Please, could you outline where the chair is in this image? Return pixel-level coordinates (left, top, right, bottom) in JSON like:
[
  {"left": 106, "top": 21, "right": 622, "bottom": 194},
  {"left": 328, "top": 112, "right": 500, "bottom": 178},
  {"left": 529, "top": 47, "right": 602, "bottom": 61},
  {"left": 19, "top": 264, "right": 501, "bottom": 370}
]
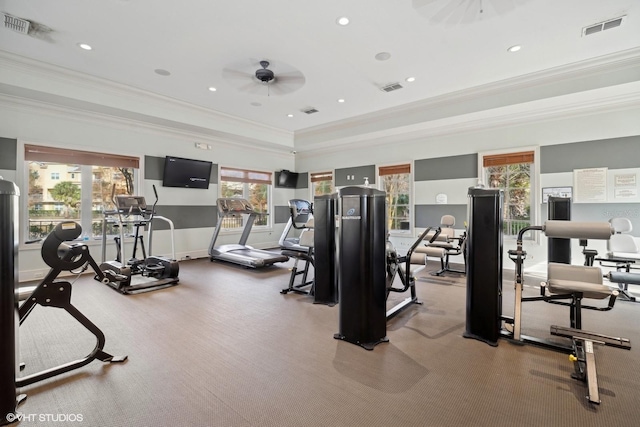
[
  {"left": 415, "top": 215, "right": 466, "bottom": 276},
  {"left": 607, "top": 218, "right": 640, "bottom": 259}
]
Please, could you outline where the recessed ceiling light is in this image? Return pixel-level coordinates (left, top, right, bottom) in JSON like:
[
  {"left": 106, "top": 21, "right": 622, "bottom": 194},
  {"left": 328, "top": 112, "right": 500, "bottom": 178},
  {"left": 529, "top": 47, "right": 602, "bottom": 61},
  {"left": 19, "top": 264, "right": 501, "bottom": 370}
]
[
  {"left": 250, "top": 102, "right": 262, "bottom": 107},
  {"left": 337, "top": 98, "right": 345, "bottom": 103},
  {"left": 507, "top": 45, "right": 521, "bottom": 52},
  {"left": 405, "top": 77, "right": 416, "bottom": 82},
  {"left": 208, "top": 87, "right": 217, "bottom": 92},
  {"left": 336, "top": 16, "right": 350, "bottom": 26},
  {"left": 287, "top": 114, "right": 294, "bottom": 117},
  {"left": 154, "top": 69, "right": 171, "bottom": 76},
  {"left": 77, "top": 43, "right": 92, "bottom": 50},
  {"left": 375, "top": 52, "right": 391, "bottom": 61}
]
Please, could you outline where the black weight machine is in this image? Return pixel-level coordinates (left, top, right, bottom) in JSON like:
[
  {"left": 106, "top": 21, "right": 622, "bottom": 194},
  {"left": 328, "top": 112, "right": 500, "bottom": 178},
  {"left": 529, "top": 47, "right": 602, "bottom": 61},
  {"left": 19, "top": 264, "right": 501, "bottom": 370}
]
[
  {"left": 385, "top": 227, "right": 441, "bottom": 320},
  {"left": 1, "top": 177, "right": 127, "bottom": 426},
  {"left": 19, "top": 221, "right": 128, "bottom": 387},
  {"left": 99, "top": 185, "right": 179, "bottom": 294},
  {"left": 464, "top": 187, "right": 630, "bottom": 405}
]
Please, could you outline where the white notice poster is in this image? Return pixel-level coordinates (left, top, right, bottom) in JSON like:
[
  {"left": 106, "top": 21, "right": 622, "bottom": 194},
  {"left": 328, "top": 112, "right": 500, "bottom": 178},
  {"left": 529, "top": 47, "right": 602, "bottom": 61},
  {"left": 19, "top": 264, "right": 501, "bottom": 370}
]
[{"left": 574, "top": 168, "right": 607, "bottom": 203}]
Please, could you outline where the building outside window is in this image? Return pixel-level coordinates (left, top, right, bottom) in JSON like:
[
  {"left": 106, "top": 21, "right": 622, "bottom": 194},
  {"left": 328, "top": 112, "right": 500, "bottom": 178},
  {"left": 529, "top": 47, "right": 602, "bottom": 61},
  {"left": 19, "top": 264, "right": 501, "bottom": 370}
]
[
  {"left": 219, "top": 166, "right": 272, "bottom": 229},
  {"left": 24, "top": 144, "right": 139, "bottom": 241},
  {"left": 483, "top": 150, "right": 535, "bottom": 237},
  {"left": 379, "top": 163, "right": 411, "bottom": 233}
]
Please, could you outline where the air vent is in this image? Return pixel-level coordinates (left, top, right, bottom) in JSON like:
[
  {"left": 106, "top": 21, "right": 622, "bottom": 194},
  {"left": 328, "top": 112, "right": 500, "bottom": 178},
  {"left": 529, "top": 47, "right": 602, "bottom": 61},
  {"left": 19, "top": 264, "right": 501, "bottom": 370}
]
[
  {"left": 583, "top": 16, "right": 625, "bottom": 36},
  {"left": 302, "top": 108, "right": 318, "bottom": 115},
  {"left": 381, "top": 83, "right": 403, "bottom": 93},
  {"left": 3, "top": 13, "right": 30, "bottom": 34}
]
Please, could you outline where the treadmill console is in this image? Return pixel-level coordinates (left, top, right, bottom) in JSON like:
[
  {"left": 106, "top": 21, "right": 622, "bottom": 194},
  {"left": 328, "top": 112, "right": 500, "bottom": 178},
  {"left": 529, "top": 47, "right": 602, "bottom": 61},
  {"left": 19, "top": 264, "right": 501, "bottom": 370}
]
[{"left": 218, "top": 198, "right": 254, "bottom": 215}]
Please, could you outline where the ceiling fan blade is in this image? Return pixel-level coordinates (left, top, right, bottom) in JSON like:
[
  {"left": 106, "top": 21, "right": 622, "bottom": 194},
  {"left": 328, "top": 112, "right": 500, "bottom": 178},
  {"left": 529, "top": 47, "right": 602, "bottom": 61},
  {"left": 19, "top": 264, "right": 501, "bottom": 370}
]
[
  {"left": 222, "top": 68, "right": 254, "bottom": 80},
  {"left": 236, "top": 81, "right": 266, "bottom": 95},
  {"left": 274, "top": 73, "right": 305, "bottom": 84}
]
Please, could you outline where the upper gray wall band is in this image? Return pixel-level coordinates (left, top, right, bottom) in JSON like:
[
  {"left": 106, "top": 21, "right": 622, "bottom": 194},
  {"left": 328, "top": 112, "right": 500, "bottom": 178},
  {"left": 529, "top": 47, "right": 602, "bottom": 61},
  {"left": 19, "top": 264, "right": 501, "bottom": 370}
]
[
  {"left": 0, "top": 137, "right": 17, "bottom": 170},
  {"left": 540, "top": 136, "right": 640, "bottom": 173},
  {"left": 414, "top": 154, "right": 477, "bottom": 181}
]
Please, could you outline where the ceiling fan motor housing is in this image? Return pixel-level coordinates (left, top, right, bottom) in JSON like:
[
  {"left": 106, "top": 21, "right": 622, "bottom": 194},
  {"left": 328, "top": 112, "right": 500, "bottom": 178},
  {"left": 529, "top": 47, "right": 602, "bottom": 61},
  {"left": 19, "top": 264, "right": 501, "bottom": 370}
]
[
  {"left": 256, "top": 61, "right": 275, "bottom": 82},
  {"left": 255, "top": 68, "right": 274, "bottom": 82}
]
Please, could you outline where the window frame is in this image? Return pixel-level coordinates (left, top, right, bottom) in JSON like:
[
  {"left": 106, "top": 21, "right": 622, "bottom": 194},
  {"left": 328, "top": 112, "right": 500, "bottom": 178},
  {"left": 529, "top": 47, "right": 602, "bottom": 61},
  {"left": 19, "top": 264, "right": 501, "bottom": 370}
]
[
  {"left": 218, "top": 165, "right": 273, "bottom": 232},
  {"left": 377, "top": 161, "right": 413, "bottom": 236},
  {"left": 478, "top": 146, "right": 540, "bottom": 241},
  {"left": 309, "top": 170, "right": 334, "bottom": 198},
  {"left": 19, "top": 141, "right": 141, "bottom": 248}
]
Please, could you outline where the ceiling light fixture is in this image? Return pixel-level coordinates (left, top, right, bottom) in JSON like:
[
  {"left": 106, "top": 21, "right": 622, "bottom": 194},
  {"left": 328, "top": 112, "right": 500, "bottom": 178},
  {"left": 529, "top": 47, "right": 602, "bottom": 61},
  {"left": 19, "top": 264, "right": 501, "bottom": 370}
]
[
  {"left": 337, "top": 98, "right": 345, "bottom": 103},
  {"left": 77, "top": 43, "right": 92, "bottom": 50},
  {"left": 507, "top": 45, "right": 521, "bottom": 52},
  {"left": 154, "top": 69, "right": 171, "bottom": 76},
  {"left": 287, "top": 114, "right": 294, "bottom": 117},
  {"left": 336, "top": 16, "right": 350, "bottom": 26},
  {"left": 375, "top": 52, "right": 391, "bottom": 61},
  {"left": 208, "top": 87, "right": 217, "bottom": 92},
  {"left": 405, "top": 77, "right": 416, "bottom": 82}
]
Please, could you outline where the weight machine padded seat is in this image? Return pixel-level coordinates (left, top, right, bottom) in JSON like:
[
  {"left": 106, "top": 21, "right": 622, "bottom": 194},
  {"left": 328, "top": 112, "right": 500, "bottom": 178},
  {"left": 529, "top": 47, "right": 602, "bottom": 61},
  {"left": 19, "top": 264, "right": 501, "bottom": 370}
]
[
  {"left": 546, "top": 263, "right": 613, "bottom": 300},
  {"left": 399, "top": 253, "right": 427, "bottom": 278}
]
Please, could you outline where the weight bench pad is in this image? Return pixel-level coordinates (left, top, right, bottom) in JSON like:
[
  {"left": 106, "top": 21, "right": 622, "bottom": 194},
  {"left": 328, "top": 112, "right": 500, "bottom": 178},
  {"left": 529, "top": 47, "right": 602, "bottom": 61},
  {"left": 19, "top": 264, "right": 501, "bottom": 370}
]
[{"left": 546, "top": 263, "right": 611, "bottom": 299}]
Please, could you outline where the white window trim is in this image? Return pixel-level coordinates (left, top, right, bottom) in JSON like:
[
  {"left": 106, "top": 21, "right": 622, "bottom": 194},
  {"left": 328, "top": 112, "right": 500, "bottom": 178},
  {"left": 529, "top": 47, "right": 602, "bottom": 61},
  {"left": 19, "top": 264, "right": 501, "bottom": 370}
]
[
  {"left": 308, "top": 170, "right": 335, "bottom": 200},
  {"left": 18, "top": 139, "right": 142, "bottom": 249}
]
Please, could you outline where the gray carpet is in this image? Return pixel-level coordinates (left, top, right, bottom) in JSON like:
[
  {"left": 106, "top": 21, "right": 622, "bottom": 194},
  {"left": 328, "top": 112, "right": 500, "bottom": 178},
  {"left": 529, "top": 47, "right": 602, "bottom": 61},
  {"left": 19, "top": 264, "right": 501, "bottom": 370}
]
[{"left": 13, "top": 257, "right": 640, "bottom": 426}]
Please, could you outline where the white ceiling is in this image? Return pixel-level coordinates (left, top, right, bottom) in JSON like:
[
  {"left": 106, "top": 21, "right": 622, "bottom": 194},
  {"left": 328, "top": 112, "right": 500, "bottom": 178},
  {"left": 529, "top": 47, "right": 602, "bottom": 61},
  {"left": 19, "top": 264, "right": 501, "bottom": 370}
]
[{"left": 1, "top": 0, "right": 639, "bottom": 139}]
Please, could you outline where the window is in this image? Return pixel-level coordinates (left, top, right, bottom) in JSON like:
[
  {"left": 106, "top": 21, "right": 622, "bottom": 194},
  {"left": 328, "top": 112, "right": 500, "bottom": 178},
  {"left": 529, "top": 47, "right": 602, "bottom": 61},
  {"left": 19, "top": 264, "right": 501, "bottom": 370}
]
[
  {"left": 24, "top": 144, "right": 139, "bottom": 241},
  {"left": 310, "top": 171, "right": 334, "bottom": 197},
  {"left": 483, "top": 150, "right": 535, "bottom": 237},
  {"left": 219, "top": 167, "right": 272, "bottom": 229},
  {"left": 379, "top": 163, "right": 411, "bottom": 233}
]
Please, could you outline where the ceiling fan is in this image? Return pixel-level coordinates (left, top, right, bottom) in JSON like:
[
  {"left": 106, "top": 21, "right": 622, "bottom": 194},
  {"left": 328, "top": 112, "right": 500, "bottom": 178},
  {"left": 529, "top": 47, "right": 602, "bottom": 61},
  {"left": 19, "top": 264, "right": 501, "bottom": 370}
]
[{"left": 222, "top": 59, "right": 306, "bottom": 96}]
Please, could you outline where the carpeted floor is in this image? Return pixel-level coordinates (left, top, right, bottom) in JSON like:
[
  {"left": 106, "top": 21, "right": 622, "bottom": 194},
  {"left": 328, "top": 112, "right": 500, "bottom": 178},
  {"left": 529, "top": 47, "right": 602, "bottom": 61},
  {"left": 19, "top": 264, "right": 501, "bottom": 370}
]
[{"left": 12, "top": 256, "right": 640, "bottom": 427}]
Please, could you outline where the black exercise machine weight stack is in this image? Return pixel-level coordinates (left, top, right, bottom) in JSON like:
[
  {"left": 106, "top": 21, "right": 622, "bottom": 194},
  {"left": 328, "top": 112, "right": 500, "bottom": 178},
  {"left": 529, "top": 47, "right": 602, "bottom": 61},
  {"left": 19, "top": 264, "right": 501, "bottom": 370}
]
[
  {"left": 1, "top": 178, "right": 24, "bottom": 425},
  {"left": 333, "top": 186, "right": 388, "bottom": 350},
  {"left": 463, "top": 187, "right": 503, "bottom": 346},
  {"left": 312, "top": 194, "right": 338, "bottom": 305}
]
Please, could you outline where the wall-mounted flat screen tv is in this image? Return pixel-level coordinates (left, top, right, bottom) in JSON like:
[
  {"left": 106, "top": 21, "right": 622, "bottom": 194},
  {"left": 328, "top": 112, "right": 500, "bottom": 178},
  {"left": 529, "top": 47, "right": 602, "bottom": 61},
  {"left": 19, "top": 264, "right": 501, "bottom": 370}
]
[
  {"left": 277, "top": 170, "right": 298, "bottom": 188},
  {"left": 162, "top": 156, "right": 213, "bottom": 189}
]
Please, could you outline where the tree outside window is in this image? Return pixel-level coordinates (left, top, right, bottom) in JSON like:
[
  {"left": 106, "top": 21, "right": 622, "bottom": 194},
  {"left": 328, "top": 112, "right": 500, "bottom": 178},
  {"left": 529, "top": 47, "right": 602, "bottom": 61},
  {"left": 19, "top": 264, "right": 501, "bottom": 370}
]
[
  {"left": 25, "top": 145, "right": 139, "bottom": 241},
  {"left": 379, "top": 164, "right": 411, "bottom": 233},
  {"left": 483, "top": 151, "right": 534, "bottom": 237},
  {"left": 310, "top": 171, "right": 334, "bottom": 197}
]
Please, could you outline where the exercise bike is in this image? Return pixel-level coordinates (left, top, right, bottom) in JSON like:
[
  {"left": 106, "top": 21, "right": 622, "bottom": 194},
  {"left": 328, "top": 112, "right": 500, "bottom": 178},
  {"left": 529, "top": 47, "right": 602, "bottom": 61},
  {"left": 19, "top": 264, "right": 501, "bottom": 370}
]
[{"left": 99, "top": 185, "right": 179, "bottom": 294}]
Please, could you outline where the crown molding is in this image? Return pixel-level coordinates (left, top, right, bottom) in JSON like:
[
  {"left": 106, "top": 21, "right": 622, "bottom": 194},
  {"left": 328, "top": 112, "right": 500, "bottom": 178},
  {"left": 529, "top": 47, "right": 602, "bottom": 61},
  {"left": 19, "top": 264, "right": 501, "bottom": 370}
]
[
  {"left": 295, "top": 47, "right": 640, "bottom": 147},
  {"left": 294, "top": 81, "right": 640, "bottom": 158},
  {"left": 0, "top": 50, "right": 294, "bottom": 148},
  {"left": 0, "top": 92, "right": 295, "bottom": 157}
]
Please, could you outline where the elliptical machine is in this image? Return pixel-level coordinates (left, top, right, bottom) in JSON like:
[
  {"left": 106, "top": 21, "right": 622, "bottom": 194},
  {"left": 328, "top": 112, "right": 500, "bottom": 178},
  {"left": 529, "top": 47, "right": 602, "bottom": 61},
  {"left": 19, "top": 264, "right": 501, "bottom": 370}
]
[{"left": 99, "top": 185, "right": 179, "bottom": 294}]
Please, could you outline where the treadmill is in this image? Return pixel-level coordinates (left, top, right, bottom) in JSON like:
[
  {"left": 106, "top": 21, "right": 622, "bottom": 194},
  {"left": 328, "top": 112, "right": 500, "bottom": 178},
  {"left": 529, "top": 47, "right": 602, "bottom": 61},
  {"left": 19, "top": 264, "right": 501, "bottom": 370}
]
[
  {"left": 208, "top": 198, "right": 289, "bottom": 268},
  {"left": 278, "top": 199, "right": 313, "bottom": 253}
]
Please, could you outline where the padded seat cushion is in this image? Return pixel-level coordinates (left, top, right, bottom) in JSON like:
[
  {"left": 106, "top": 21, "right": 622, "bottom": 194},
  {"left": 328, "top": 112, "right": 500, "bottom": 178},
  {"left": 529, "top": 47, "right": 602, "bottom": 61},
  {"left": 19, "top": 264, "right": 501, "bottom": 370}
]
[
  {"left": 399, "top": 253, "right": 427, "bottom": 277},
  {"left": 546, "top": 262, "right": 610, "bottom": 299},
  {"left": 547, "top": 279, "right": 612, "bottom": 299},
  {"left": 415, "top": 246, "right": 446, "bottom": 258}
]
